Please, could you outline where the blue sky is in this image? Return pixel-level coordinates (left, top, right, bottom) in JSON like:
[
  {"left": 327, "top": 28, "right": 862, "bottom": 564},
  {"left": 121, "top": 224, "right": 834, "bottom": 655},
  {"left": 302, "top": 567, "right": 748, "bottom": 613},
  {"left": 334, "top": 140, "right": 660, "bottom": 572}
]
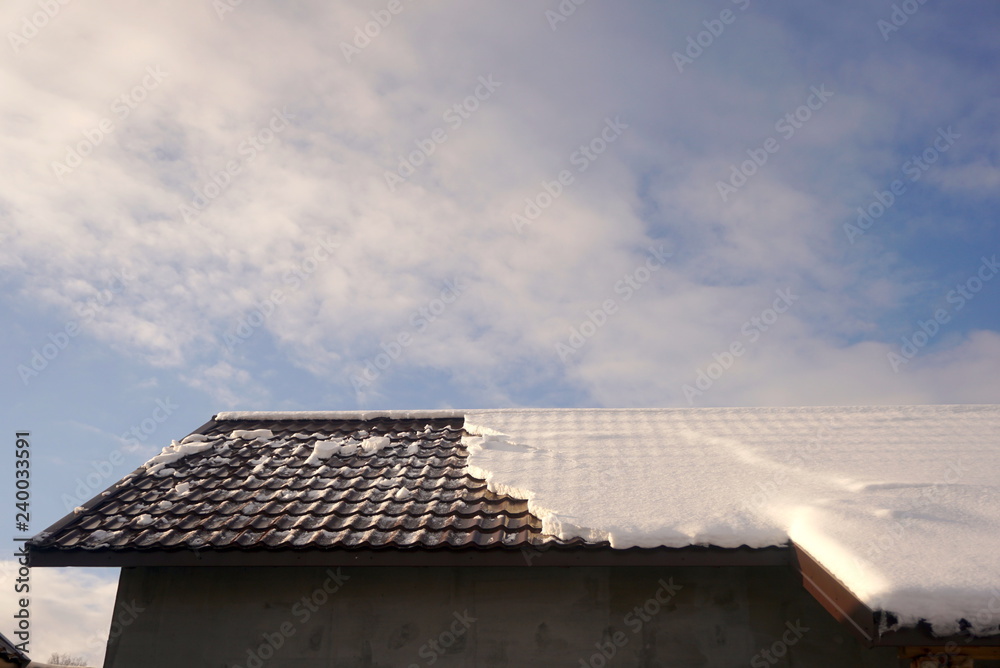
[{"left": 2, "top": 0, "right": 999, "bottom": 662}]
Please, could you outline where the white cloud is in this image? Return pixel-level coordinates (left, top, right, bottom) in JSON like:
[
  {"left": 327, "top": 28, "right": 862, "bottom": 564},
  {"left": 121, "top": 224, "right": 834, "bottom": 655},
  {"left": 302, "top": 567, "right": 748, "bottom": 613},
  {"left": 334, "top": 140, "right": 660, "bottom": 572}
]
[
  {"left": 0, "top": 561, "right": 118, "bottom": 666},
  {"left": 0, "top": 0, "right": 997, "bottom": 408}
]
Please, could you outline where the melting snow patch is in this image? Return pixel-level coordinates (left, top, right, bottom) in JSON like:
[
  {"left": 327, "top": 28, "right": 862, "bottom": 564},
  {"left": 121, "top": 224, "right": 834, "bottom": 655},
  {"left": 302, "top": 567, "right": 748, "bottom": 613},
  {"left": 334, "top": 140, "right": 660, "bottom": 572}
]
[
  {"left": 360, "top": 436, "right": 390, "bottom": 455},
  {"left": 249, "top": 456, "right": 270, "bottom": 475},
  {"left": 175, "top": 482, "right": 192, "bottom": 495},
  {"left": 305, "top": 439, "right": 345, "bottom": 466},
  {"left": 145, "top": 439, "right": 215, "bottom": 476},
  {"left": 135, "top": 514, "right": 154, "bottom": 527},
  {"left": 229, "top": 429, "right": 274, "bottom": 442},
  {"left": 88, "top": 530, "right": 111, "bottom": 545}
]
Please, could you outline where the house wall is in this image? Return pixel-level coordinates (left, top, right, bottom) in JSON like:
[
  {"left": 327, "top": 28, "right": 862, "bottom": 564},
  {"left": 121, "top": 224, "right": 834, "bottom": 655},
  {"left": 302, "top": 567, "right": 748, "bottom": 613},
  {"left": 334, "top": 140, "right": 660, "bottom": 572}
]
[{"left": 104, "top": 564, "right": 902, "bottom": 668}]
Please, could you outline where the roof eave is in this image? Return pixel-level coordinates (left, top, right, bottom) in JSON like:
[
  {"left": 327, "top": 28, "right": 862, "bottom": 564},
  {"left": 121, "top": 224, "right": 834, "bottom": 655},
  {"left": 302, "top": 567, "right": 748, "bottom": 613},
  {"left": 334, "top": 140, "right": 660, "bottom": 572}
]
[{"left": 28, "top": 544, "right": 789, "bottom": 568}]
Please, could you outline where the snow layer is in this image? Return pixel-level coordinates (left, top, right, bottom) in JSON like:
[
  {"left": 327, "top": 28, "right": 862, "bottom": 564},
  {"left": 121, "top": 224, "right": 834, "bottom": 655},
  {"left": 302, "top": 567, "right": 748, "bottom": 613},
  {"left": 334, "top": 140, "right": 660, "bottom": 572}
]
[
  {"left": 463, "top": 405, "right": 1000, "bottom": 636},
  {"left": 304, "top": 435, "right": 393, "bottom": 465},
  {"left": 360, "top": 435, "right": 390, "bottom": 454},
  {"left": 143, "top": 439, "right": 216, "bottom": 476},
  {"left": 216, "top": 410, "right": 459, "bottom": 421},
  {"left": 228, "top": 429, "right": 274, "bottom": 442},
  {"left": 305, "top": 439, "right": 344, "bottom": 466}
]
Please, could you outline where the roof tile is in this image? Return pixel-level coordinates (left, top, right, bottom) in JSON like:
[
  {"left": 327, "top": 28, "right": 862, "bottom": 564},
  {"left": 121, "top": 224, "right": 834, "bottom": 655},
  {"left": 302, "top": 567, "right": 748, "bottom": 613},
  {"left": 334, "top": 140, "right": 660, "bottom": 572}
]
[{"left": 33, "top": 416, "right": 572, "bottom": 553}]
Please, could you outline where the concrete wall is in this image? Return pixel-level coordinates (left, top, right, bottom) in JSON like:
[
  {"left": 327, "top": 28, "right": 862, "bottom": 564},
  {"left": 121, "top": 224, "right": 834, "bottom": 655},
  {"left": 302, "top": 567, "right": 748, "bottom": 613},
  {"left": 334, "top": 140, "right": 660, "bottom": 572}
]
[{"left": 104, "top": 564, "right": 902, "bottom": 667}]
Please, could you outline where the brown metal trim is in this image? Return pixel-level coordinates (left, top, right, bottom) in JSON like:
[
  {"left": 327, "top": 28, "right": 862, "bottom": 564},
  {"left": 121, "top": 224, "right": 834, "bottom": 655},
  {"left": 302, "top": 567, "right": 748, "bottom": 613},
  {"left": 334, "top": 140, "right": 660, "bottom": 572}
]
[
  {"left": 28, "top": 544, "right": 790, "bottom": 568},
  {"left": 789, "top": 541, "right": 877, "bottom": 645},
  {"left": 790, "top": 542, "right": 1000, "bottom": 649}
]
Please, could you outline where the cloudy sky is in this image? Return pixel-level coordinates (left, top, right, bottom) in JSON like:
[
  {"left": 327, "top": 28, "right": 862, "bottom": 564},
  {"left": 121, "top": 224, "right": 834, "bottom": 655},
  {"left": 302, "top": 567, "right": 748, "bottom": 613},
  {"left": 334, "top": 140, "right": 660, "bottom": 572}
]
[{"left": 1, "top": 0, "right": 999, "bottom": 663}]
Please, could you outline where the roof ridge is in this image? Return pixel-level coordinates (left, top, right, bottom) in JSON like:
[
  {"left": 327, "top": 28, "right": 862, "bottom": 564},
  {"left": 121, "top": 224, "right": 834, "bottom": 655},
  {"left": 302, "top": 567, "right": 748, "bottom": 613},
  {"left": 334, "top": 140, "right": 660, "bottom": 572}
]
[{"left": 214, "top": 410, "right": 463, "bottom": 420}]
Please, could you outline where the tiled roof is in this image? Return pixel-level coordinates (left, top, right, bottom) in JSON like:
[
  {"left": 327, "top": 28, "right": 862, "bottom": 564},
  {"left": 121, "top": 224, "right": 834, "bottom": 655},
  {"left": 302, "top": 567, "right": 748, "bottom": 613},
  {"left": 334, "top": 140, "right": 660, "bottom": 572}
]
[{"left": 31, "top": 415, "right": 578, "bottom": 554}]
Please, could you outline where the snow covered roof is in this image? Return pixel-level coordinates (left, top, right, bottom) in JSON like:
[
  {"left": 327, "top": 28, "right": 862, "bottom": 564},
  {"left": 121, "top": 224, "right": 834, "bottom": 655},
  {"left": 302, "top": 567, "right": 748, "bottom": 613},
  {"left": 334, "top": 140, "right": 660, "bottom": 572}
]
[
  {"left": 464, "top": 405, "right": 1000, "bottom": 637},
  {"left": 29, "top": 405, "right": 1000, "bottom": 641}
]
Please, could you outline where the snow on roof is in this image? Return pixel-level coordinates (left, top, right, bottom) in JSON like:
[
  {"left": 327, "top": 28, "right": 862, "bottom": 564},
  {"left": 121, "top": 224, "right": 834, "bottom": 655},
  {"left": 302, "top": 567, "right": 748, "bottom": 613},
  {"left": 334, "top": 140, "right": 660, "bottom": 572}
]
[
  {"left": 463, "top": 405, "right": 1000, "bottom": 636},
  {"left": 143, "top": 436, "right": 218, "bottom": 476},
  {"left": 215, "top": 410, "right": 460, "bottom": 421}
]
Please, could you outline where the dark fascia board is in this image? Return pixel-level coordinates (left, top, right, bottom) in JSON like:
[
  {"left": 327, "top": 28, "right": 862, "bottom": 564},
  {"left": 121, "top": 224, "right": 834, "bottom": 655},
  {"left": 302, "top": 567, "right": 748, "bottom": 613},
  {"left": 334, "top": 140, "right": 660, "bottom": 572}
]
[
  {"left": 28, "top": 544, "right": 789, "bottom": 568},
  {"left": 789, "top": 542, "right": 1000, "bottom": 649},
  {"left": 788, "top": 541, "right": 878, "bottom": 644}
]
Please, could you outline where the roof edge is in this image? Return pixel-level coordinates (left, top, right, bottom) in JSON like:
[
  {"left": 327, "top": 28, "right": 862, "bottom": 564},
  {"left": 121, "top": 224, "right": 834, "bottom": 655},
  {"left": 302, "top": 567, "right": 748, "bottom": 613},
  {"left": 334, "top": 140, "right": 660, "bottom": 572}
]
[
  {"left": 789, "top": 542, "right": 1000, "bottom": 648},
  {"left": 28, "top": 544, "right": 789, "bottom": 568},
  {"left": 28, "top": 418, "right": 220, "bottom": 549}
]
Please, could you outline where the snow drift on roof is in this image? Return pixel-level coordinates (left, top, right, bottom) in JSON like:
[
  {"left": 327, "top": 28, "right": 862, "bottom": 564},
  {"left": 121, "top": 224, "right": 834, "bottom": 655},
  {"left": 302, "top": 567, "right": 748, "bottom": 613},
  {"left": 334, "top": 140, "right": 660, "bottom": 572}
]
[
  {"left": 463, "top": 405, "right": 1000, "bottom": 636},
  {"left": 144, "top": 438, "right": 217, "bottom": 476},
  {"left": 215, "top": 410, "right": 460, "bottom": 421}
]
